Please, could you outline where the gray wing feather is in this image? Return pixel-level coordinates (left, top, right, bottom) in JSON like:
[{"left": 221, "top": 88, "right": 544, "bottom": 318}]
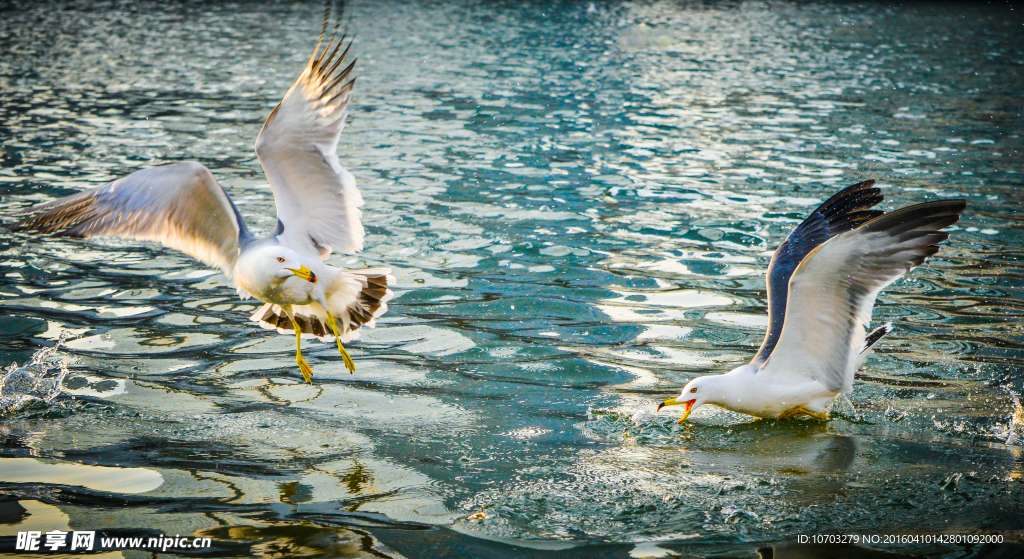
[
  {"left": 753, "top": 180, "right": 884, "bottom": 363},
  {"left": 255, "top": 9, "right": 363, "bottom": 260},
  {"left": 11, "top": 161, "right": 246, "bottom": 277},
  {"left": 763, "top": 200, "right": 966, "bottom": 393}
]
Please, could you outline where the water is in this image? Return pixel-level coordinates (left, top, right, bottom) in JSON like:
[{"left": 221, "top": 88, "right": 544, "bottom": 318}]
[
  {"left": 0, "top": 331, "right": 73, "bottom": 415},
  {"left": 1, "top": 0, "right": 1022, "bottom": 557}
]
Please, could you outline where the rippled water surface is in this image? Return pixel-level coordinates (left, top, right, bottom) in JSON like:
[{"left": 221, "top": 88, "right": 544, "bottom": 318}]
[{"left": 1, "top": 1, "right": 1023, "bottom": 557}]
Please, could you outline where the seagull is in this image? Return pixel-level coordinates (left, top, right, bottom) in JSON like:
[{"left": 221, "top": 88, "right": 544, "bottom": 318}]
[
  {"left": 657, "top": 181, "right": 966, "bottom": 421},
  {"left": 9, "top": 5, "right": 393, "bottom": 385}
]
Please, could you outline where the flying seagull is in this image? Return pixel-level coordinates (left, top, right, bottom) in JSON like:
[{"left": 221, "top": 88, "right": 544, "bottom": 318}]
[
  {"left": 10, "top": 5, "right": 392, "bottom": 385},
  {"left": 657, "top": 181, "right": 966, "bottom": 421}
]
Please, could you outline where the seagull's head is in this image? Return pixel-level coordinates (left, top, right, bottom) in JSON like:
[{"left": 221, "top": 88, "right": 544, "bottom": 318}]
[
  {"left": 657, "top": 376, "right": 719, "bottom": 423},
  {"left": 240, "top": 246, "right": 317, "bottom": 287}
]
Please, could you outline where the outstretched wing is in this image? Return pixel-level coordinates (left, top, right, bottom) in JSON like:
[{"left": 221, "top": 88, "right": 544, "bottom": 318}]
[
  {"left": 255, "top": 9, "right": 363, "bottom": 260},
  {"left": 752, "top": 180, "right": 884, "bottom": 363},
  {"left": 761, "top": 200, "right": 966, "bottom": 393},
  {"left": 10, "top": 161, "right": 248, "bottom": 277}
]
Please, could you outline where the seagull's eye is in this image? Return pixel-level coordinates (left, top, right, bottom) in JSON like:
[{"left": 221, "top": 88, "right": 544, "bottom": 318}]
[
  {"left": 690, "top": 388, "right": 698, "bottom": 393},
  {"left": 277, "top": 257, "right": 285, "bottom": 263}
]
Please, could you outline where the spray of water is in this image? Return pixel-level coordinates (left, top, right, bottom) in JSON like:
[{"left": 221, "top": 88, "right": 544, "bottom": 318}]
[
  {"left": 1002, "top": 388, "right": 1024, "bottom": 447},
  {"left": 0, "top": 330, "right": 77, "bottom": 416}
]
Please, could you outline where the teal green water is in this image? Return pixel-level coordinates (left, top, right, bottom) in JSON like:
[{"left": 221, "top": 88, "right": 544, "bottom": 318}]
[{"left": 0, "top": 1, "right": 1022, "bottom": 557}]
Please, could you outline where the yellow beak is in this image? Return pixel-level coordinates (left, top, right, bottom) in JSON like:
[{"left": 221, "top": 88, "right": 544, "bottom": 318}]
[
  {"left": 657, "top": 397, "right": 696, "bottom": 424},
  {"left": 287, "top": 266, "right": 317, "bottom": 283}
]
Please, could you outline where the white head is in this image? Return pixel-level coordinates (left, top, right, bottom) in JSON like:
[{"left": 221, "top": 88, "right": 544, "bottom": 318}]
[
  {"left": 657, "top": 374, "right": 727, "bottom": 423},
  {"left": 236, "top": 245, "right": 317, "bottom": 289}
]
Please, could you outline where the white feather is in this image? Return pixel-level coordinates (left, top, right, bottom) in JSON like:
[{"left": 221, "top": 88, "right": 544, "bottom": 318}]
[{"left": 254, "top": 40, "right": 364, "bottom": 260}]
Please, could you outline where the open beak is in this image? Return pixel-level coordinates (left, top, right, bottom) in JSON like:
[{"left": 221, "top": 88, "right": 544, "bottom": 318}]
[
  {"left": 657, "top": 397, "right": 697, "bottom": 424},
  {"left": 287, "top": 266, "right": 317, "bottom": 283}
]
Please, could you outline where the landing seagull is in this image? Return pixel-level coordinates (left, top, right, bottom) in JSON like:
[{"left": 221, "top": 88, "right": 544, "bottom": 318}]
[
  {"left": 10, "top": 5, "right": 392, "bottom": 384},
  {"left": 657, "top": 181, "right": 966, "bottom": 421}
]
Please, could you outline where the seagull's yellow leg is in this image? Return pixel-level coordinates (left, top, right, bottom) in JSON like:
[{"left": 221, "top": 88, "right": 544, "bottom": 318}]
[
  {"left": 291, "top": 318, "right": 314, "bottom": 384},
  {"left": 325, "top": 311, "right": 355, "bottom": 374},
  {"left": 805, "top": 408, "right": 830, "bottom": 421},
  {"left": 779, "top": 406, "right": 829, "bottom": 420}
]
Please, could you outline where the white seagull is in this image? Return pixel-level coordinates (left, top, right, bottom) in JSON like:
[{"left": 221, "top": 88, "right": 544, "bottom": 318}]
[
  {"left": 10, "top": 6, "right": 393, "bottom": 385},
  {"left": 657, "top": 181, "right": 966, "bottom": 421}
]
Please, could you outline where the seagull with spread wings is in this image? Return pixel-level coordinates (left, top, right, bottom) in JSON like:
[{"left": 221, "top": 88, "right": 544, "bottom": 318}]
[
  {"left": 10, "top": 5, "right": 392, "bottom": 384},
  {"left": 658, "top": 181, "right": 966, "bottom": 421}
]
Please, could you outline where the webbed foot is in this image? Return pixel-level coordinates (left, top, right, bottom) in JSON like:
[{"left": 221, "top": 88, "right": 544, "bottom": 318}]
[
  {"left": 297, "top": 353, "right": 314, "bottom": 384},
  {"left": 779, "top": 406, "right": 829, "bottom": 420},
  {"left": 326, "top": 311, "right": 356, "bottom": 374},
  {"left": 292, "top": 318, "right": 314, "bottom": 385}
]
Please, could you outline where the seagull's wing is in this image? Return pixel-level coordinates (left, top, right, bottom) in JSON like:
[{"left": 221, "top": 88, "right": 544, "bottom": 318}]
[
  {"left": 11, "top": 161, "right": 248, "bottom": 277},
  {"left": 761, "top": 200, "right": 966, "bottom": 393},
  {"left": 752, "top": 180, "right": 884, "bottom": 363},
  {"left": 255, "top": 21, "right": 363, "bottom": 260}
]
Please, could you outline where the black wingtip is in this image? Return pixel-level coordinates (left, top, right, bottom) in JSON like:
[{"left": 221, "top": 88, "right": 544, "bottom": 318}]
[
  {"left": 820, "top": 179, "right": 879, "bottom": 208},
  {"left": 818, "top": 181, "right": 885, "bottom": 223},
  {"left": 862, "top": 199, "right": 967, "bottom": 235}
]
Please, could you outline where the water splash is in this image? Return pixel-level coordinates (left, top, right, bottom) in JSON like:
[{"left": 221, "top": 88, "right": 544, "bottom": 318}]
[
  {"left": 998, "top": 388, "right": 1024, "bottom": 446},
  {"left": 0, "top": 331, "right": 76, "bottom": 416}
]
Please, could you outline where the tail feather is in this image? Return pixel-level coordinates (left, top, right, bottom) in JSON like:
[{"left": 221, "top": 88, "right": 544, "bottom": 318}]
[
  {"left": 855, "top": 322, "right": 893, "bottom": 368},
  {"left": 249, "top": 268, "right": 396, "bottom": 342},
  {"left": 351, "top": 268, "right": 392, "bottom": 325},
  {"left": 861, "top": 322, "right": 893, "bottom": 353}
]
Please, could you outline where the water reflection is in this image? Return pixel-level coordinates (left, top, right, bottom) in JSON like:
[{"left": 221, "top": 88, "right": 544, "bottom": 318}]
[{"left": 0, "top": 458, "right": 162, "bottom": 494}]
